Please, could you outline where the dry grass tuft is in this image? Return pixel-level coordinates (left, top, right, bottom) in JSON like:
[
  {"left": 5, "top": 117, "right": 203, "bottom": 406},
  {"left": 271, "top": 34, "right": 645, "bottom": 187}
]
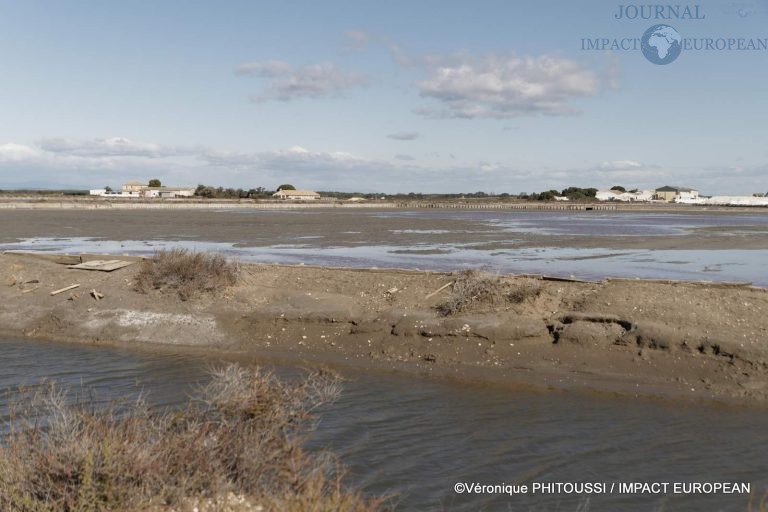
[
  {"left": 135, "top": 249, "right": 239, "bottom": 300},
  {"left": 436, "top": 270, "right": 505, "bottom": 316},
  {"left": 0, "top": 365, "right": 386, "bottom": 512},
  {"left": 436, "top": 270, "right": 542, "bottom": 316},
  {"left": 506, "top": 278, "right": 542, "bottom": 304}
]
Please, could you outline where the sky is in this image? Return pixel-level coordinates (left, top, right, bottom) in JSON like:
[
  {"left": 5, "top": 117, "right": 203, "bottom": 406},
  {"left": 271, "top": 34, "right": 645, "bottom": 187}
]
[{"left": 1, "top": 0, "right": 767, "bottom": 194}]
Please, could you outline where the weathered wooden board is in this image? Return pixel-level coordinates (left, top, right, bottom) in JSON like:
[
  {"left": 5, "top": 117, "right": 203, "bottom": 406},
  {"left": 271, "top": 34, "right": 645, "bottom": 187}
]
[
  {"left": 3, "top": 251, "right": 82, "bottom": 265},
  {"left": 68, "top": 259, "right": 134, "bottom": 272}
]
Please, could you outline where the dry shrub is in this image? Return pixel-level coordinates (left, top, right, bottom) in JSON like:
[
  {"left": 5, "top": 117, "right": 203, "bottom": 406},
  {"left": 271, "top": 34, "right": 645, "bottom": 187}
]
[
  {"left": 436, "top": 270, "right": 505, "bottom": 316},
  {"left": 436, "top": 270, "right": 542, "bottom": 316},
  {"left": 135, "top": 249, "right": 239, "bottom": 300},
  {"left": 0, "top": 365, "right": 386, "bottom": 512},
  {"left": 506, "top": 278, "right": 542, "bottom": 304}
]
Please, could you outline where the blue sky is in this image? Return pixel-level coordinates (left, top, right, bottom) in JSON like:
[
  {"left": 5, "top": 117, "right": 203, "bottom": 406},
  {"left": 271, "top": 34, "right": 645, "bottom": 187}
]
[{"left": 1, "top": 0, "right": 767, "bottom": 193}]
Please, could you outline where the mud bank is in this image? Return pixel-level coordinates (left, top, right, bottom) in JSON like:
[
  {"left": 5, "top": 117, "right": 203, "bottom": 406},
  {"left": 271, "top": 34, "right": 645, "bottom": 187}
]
[
  {"left": 3, "top": 209, "right": 768, "bottom": 253},
  {"left": 2, "top": 252, "right": 768, "bottom": 404}
]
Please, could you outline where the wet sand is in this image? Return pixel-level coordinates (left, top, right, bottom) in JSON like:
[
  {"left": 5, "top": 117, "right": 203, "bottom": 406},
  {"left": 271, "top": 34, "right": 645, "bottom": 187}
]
[{"left": 2, "top": 208, "right": 768, "bottom": 250}]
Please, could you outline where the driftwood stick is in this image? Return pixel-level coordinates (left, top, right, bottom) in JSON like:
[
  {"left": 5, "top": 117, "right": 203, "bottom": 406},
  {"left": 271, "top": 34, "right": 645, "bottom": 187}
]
[
  {"left": 425, "top": 281, "right": 453, "bottom": 299},
  {"left": 51, "top": 284, "right": 80, "bottom": 296}
]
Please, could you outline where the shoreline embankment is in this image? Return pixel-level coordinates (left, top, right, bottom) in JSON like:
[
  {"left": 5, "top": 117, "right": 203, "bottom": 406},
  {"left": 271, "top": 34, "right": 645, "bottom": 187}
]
[{"left": 2, "top": 251, "right": 767, "bottom": 406}]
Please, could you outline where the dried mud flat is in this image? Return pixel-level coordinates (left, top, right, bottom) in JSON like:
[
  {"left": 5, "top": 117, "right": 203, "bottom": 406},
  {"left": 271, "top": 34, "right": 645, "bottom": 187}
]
[{"left": 2, "top": 252, "right": 768, "bottom": 405}]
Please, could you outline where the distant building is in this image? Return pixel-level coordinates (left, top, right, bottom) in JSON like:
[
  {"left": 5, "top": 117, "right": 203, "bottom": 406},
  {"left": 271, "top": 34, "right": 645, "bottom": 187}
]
[
  {"left": 141, "top": 187, "right": 195, "bottom": 198},
  {"left": 595, "top": 190, "right": 619, "bottom": 201},
  {"left": 90, "top": 181, "right": 194, "bottom": 198},
  {"left": 624, "top": 190, "right": 655, "bottom": 202},
  {"left": 678, "top": 195, "right": 768, "bottom": 206},
  {"left": 272, "top": 189, "right": 321, "bottom": 200},
  {"left": 596, "top": 189, "right": 654, "bottom": 202},
  {"left": 122, "top": 181, "right": 147, "bottom": 194},
  {"left": 89, "top": 188, "right": 132, "bottom": 197},
  {"left": 553, "top": 195, "right": 569, "bottom": 201},
  {"left": 654, "top": 186, "right": 699, "bottom": 202}
]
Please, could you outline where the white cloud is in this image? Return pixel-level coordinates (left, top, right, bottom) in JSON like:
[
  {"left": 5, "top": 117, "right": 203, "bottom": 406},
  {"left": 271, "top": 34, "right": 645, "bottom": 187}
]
[
  {"left": 37, "top": 137, "right": 190, "bottom": 158},
  {"left": 235, "top": 61, "right": 367, "bottom": 102},
  {"left": 200, "top": 145, "right": 560, "bottom": 192},
  {"left": 597, "top": 160, "right": 644, "bottom": 171},
  {"left": 2, "top": 137, "right": 764, "bottom": 195},
  {"left": 342, "top": 29, "right": 372, "bottom": 51},
  {"left": 234, "top": 60, "right": 293, "bottom": 77},
  {"left": 387, "top": 131, "right": 419, "bottom": 141},
  {"left": 0, "top": 143, "right": 41, "bottom": 162},
  {"left": 0, "top": 138, "right": 196, "bottom": 189},
  {"left": 414, "top": 54, "right": 601, "bottom": 119}
]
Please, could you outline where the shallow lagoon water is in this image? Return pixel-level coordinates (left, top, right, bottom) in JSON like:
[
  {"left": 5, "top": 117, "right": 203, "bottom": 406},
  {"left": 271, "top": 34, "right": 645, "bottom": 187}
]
[
  {"left": 2, "top": 208, "right": 768, "bottom": 284},
  {"left": 371, "top": 210, "right": 768, "bottom": 237},
  {"left": 2, "top": 339, "right": 767, "bottom": 512},
  {"left": 2, "top": 236, "right": 766, "bottom": 285}
]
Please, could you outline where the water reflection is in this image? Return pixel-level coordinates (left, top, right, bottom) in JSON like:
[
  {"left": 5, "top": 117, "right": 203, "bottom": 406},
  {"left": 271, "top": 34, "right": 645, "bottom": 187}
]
[{"left": 2, "top": 339, "right": 767, "bottom": 511}]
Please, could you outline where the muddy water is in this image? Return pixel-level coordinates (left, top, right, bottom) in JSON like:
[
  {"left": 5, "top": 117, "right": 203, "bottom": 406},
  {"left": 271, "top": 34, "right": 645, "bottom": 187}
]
[
  {"left": 2, "top": 339, "right": 766, "bottom": 511},
  {"left": 2, "top": 209, "right": 768, "bottom": 284}
]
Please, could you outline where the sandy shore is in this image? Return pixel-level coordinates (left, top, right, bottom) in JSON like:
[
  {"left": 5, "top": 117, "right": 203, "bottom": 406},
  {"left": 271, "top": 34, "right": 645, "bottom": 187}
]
[{"left": 2, "top": 252, "right": 767, "bottom": 405}]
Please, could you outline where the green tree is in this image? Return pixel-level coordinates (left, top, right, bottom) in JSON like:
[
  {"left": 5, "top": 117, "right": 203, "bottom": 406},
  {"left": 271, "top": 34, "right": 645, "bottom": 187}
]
[
  {"left": 194, "top": 184, "right": 215, "bottom": 198},
  {"left": 561, "top": 187, "right": 598, "bottom": 200},
  {"left": 537, "top": 189, "right": 560, "bottom": 201},
  {"left": 277, "top": 184, "right": 295, "bottom": 191},
  {"left": 148, "top": 179, "right": 161, "bottom": 187},
  {"left": 610, "top": 185, "right": 626, "bottom": 192}
]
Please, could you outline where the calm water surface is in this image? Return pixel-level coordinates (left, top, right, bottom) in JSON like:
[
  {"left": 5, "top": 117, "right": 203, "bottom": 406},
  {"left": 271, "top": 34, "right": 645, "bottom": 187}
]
[
  {"left": 2, "top": 339, "right": 766, "bottom": 511},
  {"left": 2, "top": 209, "right": 768, "bottom": 285}
]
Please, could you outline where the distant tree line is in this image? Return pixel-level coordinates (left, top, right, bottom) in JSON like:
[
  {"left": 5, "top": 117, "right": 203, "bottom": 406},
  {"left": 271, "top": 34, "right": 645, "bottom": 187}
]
[
  {"left": 0, "top": 185, "right": 626, "bottom": 202},
  {"left": 193, "top": 185, "right": 274, "bottom": 199},
  {"left": 188, "top": 185, "right": 610, "bottom": 201},
  {"left": 518, "top": 187, "right": 598, "bottom": 201}
]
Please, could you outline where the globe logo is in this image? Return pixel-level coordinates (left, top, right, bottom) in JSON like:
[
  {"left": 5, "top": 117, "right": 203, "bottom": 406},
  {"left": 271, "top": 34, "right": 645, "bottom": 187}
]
[{"left": 641, "top": 24, "right": 682, "bottom": 65}]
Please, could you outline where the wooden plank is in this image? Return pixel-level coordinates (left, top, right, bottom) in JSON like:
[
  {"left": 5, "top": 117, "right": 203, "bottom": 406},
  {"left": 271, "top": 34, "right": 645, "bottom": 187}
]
[
  {"left": 80, "top": 253, "right": 145, "bottom": 263},
  {"left": 3, "top": 251, "right": 82, "bottom": 265},
  {"left": 51, "top": 284, "right": 80, "bottom": 295},
  {"left": 68, "top": 260, "right": 134, "bottom": 272}
]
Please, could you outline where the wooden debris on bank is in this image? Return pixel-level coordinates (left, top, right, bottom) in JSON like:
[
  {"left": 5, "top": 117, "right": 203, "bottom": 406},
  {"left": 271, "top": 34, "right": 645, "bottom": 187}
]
[
  {"left": 51, "top": 284, "right": 80, "bottom": 296},
  {"left": 2, "top": 251, "right": 82, "bottom": 265},
  {"left": 68, "top": 260, "right": 134, "bottom": 272},
  {"left": 540, "top": 275, "right": 600, "bottom": 284},
  {"left": 425, "top": 281, "right": 454, "bottom": 299},
  {"left": 90, "top": 289, "right": 104, "bottom": 300}
]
